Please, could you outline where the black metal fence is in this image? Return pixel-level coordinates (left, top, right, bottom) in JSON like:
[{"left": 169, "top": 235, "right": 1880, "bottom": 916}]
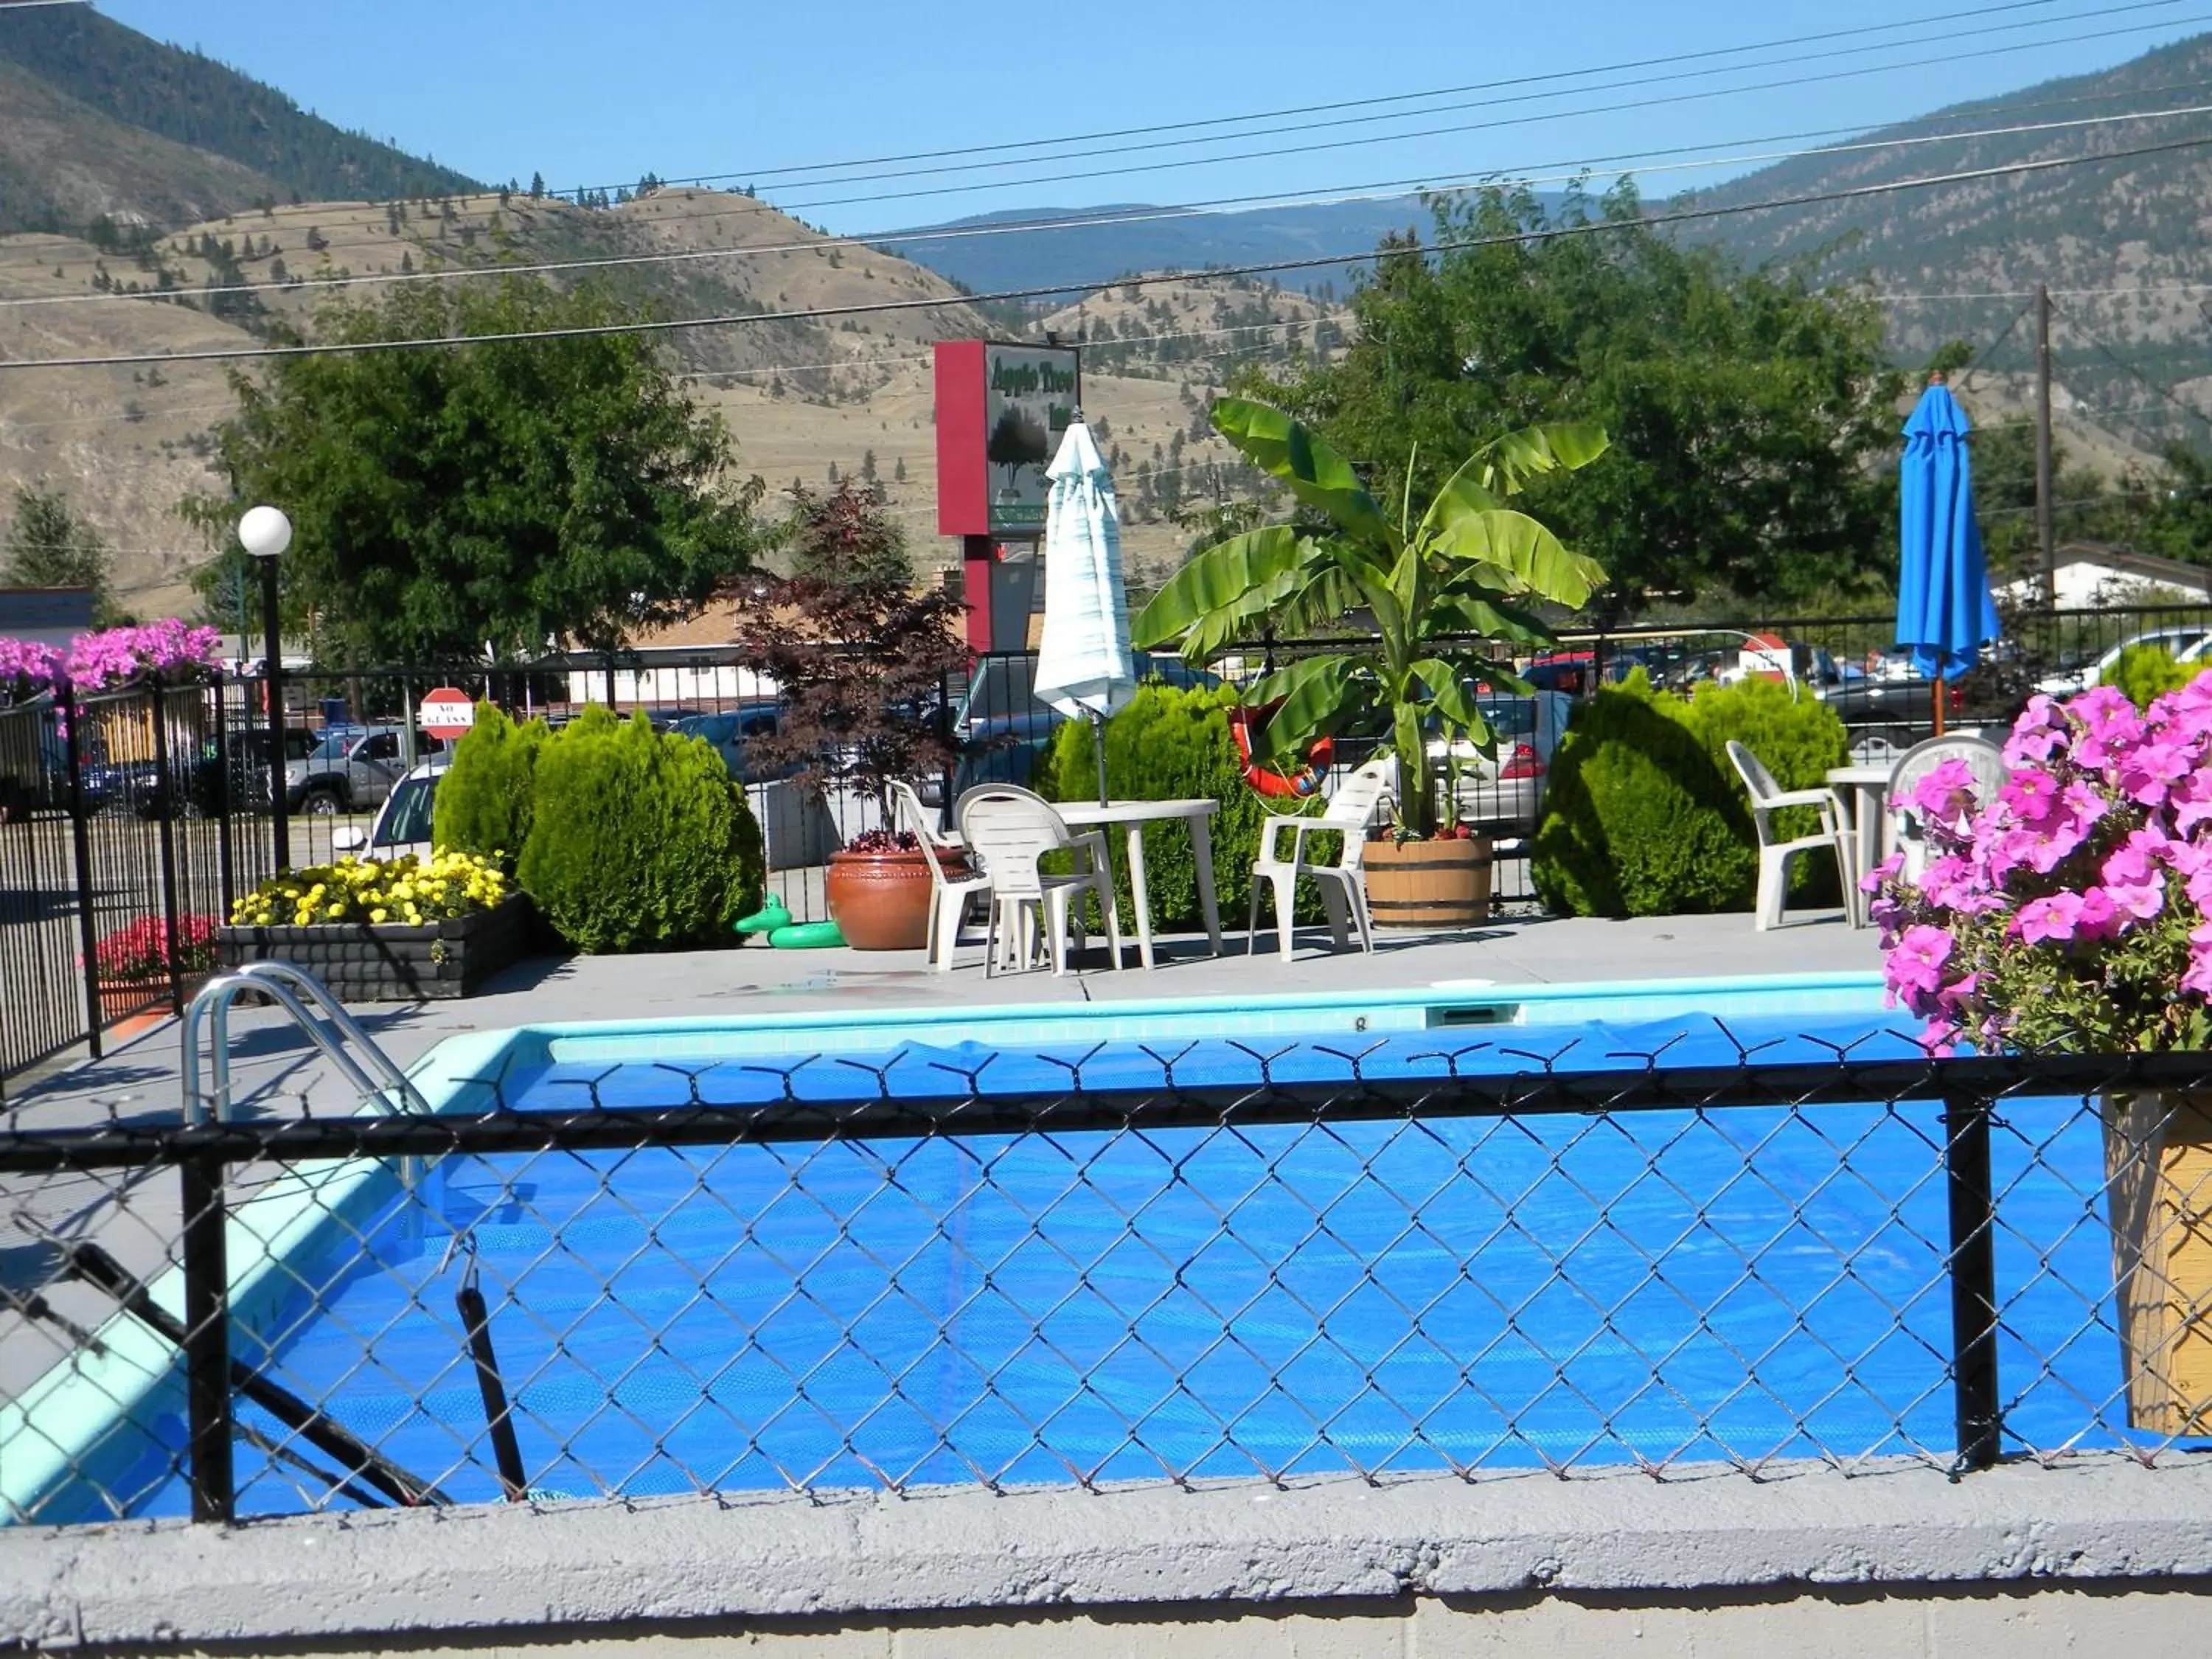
[
  {"left": 4, "top": 602, "right": 2207, "bottom": 1089},
  {"left": 6, "top": 1039, "right": 2212, "bottom": 1526}
]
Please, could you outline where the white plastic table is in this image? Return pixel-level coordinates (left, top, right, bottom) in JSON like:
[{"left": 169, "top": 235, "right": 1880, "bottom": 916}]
[
  {"left": 1056, "top": 798, "right": 1224, "bottom": 970},
  {"left": 1825, "top": 762, "right": 1894, "bottom": 928}
]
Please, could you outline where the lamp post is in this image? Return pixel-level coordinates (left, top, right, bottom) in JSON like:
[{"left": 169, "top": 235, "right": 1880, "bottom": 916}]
[{"left": 239, "top": 506, "right": 292, "bottom": 872}]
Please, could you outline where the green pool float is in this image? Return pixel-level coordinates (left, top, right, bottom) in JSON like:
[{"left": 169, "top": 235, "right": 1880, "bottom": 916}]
[
  {"left": 768, "top": 919, "right": 844, "bottom": 949},
  {"left": 733, "top": 899, "right": 793, "bottom": 936}
]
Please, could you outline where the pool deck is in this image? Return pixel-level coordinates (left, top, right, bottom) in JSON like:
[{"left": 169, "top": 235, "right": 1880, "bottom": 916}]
[{"left": 0, "top": 910, "right": 1880, "bottom": 1405}]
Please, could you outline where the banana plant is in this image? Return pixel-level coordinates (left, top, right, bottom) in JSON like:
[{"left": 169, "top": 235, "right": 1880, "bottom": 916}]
[{"left": 1132, "top": 398, "right": 1609, "bottom": 838}]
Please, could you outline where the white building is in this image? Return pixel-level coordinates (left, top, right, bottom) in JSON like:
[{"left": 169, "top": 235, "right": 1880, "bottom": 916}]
[{"left": 1994, "top": 543, "right": 2212, "bottom": 610}]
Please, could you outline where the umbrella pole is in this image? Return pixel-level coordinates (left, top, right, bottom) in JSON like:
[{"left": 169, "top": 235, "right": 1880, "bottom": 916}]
[
  {"left": 1932, "top": 674, "right": 1946, "bottom": 738},
  {"left": 1092, "top": 709, "right": 1110, "bottom": 807}
]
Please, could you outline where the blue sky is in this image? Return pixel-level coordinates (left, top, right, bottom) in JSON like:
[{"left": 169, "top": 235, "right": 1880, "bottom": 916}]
[{"left": 100, "top": 0, "right": 2212, "bottom": 232}]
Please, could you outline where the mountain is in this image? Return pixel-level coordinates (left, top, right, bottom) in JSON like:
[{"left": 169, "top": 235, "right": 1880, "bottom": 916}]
[
  {"left": 889, "top": 197, "right": 1452, "bottom": 299},
  {"left": 0, "top": 2, "right": 479, "bottom": 234},
  {"left": 1678, "top": 33, "right": 2212, "bottom": 445}
]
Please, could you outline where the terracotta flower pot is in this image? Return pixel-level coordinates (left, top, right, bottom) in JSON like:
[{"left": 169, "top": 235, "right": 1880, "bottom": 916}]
[
  {"left": 1362, "top": 834, "right": 1493, "bottom": 928},
  {"left": 96, "top": 978, "right": 167, "bottom": 1022},
  {"left": 825, "top": 846, "right": 967, "bottom": 950}
]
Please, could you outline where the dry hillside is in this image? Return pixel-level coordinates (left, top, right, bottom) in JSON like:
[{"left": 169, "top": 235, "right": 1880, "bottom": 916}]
[{"left": 0, "top": 187, "right": 1322, "bottom": 617}]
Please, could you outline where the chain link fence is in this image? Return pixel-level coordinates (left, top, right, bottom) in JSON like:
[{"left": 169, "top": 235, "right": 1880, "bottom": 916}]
[{"left": 7, "top": 1040, "right": 2212, "bottom": 1526}]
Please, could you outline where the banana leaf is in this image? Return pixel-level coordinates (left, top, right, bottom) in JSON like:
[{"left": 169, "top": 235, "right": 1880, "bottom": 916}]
[
  {"left": 1242, "top": 653, "right": 1371, "bottom": 759},
  {"left": 1427, "top": 507, "right": 1607, "bottom": 609},
  {"left": 1211, "top": 398, "right": 1391, "bottom": 543},
  {"left": 1132, "top": 525, "right": 1307, "bottom": 655}
]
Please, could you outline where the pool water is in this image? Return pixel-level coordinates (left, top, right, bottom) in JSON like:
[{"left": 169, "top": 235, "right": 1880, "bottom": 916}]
[{"left": 55, "top": 1004, "right": 2167, "bottom": 1518}]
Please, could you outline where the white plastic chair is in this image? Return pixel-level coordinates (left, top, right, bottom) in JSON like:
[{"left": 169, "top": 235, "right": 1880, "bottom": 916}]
[
  {"left": 1887, "top": 734, "right": 2006, "bottom": 884},
  {"left": 888, "top": 779, "right": 992, "bottom": 971},
  {"left": 954, "top": 785, "right": 1123, "bottom": 976},
  {"left": 1248, "top": 756, "right": 1397, "bottom": 961},
  {"left": 1724, "top": 740, "right": 1851, "bottom": 931}
]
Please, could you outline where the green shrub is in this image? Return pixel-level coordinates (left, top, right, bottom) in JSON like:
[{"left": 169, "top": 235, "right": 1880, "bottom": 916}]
[
  {"left": 431, "top": 701, "right": 546, "bottom": 871},
  {"left": 1032, "top": 682, "right": 1328, "bottom": 933},
  {"left": 515, "top": 707, "right": 764, "bottom": 953},
  {"left": 1531, "top": 671, "right": 1848, "bottom": 917},
  {"left": 2101, "top": 644, "right": 2194, "bottom": 709}
]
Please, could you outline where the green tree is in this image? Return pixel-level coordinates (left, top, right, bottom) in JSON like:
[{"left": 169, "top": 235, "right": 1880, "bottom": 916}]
[
  {"left": 782, "top": 478, "right": 912, "bottom": 588},
  {"left": 529, "top": 172, "right": 546, "bottom": 199},
  {"left": 185, "top": 277, "right": 768, "bottom": 663},
  {"left": 2, "top": 485, "right": 117, "bottom": 622},
  {"left": 1248, "top": 182, "right": 1903, "bottom": 609}
]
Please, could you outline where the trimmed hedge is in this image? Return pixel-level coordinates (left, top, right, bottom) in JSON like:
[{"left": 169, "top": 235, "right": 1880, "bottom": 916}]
[
  {"left": 1033, "top": 683, "right": 1328, "bottom": 932},
  {"left": 2101, "top": 644, "right": 2194, "bottom": 709},
  {"left": 1531, "top": 672, "right": 1848, "bottom": 917},
  {"left": 431, "top": 701, "right": 546, "bottom": 872},
  {"left": 515, "top": 707, "right": 765, "bottom": 953}
]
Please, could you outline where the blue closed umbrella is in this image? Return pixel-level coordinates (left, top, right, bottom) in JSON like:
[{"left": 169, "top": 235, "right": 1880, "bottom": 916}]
[{"left": 1895, "top": 379, "right": 2000, "bottom": 731}]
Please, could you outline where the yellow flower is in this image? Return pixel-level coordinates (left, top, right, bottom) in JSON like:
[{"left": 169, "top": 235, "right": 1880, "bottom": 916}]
[
  {"left": 370, "top": 908, "right": 388, "bottom": 923},
  {"left": 327, "top": 903, "right": 345, "bottom": 919}
]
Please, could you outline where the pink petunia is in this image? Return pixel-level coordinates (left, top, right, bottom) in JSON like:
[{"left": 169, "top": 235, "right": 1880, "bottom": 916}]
[
  {"left": 2000, "top": 768, "right": 2061, "bottom": 824},
  {"left": 2183, "top": 922, "right": 2212, "bottom": 999},
  {"left": 2104, "top": 880, "right": 2166, "bottom": 925},
  {"left": 2103, "top": 829, "right": 2174, "bottom": 888},
  {"left": 2120, "top": 741, "right": 2194, "bottom": 807},
  {"left": 1886, "top": 925, "right": 1955, "bottom": 1004},
  {"left": 2014, "top": 891, "right": 2084, "bottom": 945}
]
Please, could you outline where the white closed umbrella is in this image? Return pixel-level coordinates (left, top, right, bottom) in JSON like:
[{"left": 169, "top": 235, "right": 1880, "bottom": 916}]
[{"left": 1032, "top": 419, "right": 1136, "bottom": 805}]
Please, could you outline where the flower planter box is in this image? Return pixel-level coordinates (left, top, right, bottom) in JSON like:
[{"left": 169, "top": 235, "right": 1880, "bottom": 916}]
[
  {"left": 1363, "top": 835, "right": 1492, "bottom": 928},
  {"left": 217, "top": 894, "right": 533, "bottom": 1001},
  {"left": 2103, "top": 1089, "right": 2212, "bottom": 1433}
]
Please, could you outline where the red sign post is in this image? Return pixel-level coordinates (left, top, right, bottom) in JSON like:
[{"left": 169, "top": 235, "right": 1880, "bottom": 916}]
[{"left": 419, "top": 688, "right": 475, "bottom": 742}]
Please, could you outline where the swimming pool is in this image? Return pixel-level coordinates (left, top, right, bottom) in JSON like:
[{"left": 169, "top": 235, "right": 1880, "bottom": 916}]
[{"left": 7, "top": 974, "right": 2178, "bottom": 1523}]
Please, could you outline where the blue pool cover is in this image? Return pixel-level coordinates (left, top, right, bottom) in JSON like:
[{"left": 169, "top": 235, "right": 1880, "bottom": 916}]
[{"left": 71, "top": 1009, "right": 2172, "bottom": 1518}]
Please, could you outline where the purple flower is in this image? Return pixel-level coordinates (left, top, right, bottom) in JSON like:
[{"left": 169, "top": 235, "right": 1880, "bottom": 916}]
[
  {"left": 2004, "top": 696, "right": 2067, "bottom": 766},
  {"left": 1859, "top": 849, "right": 1904, "bottom": 894},
  {"left": 1905, "top": 757, "right": 1983, "bottom": 827}
]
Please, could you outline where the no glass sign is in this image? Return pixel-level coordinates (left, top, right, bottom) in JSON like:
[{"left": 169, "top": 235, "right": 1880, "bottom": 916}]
[{"left": 420, "top": 689, "right": 475, "bottom": 741}]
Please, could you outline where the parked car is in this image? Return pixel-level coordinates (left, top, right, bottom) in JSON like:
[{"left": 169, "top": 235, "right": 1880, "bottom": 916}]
[
  {"left": 1426, "top": 691, "right": 1575, "bottom": 838},
  {"left": 333, "top": 752, "right": 451, "bottom": 862},
  {"left": 285, "top": 726, "right": 439, "bottom": 815},
  {"left": 948, "top": 653, "right": 1221, "bottom": 797},
  {"left": 2036, "top": 627, "right": 2212, "bottom": 697},
  {"left": 122, "top": 726, "right": 319, "bottom": 818},
  {"left": 671, "top": 703, "right": 790, "bottom": 786}
]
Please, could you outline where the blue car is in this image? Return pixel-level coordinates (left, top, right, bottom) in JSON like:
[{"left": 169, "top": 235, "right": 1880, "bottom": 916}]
[{"left": 671, "top": 703, "right": 790, "bottom": 786}]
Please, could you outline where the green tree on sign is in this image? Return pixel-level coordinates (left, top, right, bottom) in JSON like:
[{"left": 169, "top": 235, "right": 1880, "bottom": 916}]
[{"left": 184, "top": 277, "right": 769, "bottom": 663}]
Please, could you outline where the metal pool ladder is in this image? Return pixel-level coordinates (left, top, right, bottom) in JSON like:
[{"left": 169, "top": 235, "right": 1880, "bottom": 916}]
[{"left": 181, "top": 961, "right": 431, "bottom": 1124}]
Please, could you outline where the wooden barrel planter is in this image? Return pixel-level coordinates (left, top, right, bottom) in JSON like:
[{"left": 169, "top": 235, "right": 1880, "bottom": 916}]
[
  {"left": 2103, "top": 1090, "right": 2212, "bottom": 1433},
  {"left": 1362, "top": 835, "right": 1492, "bottom": 928}
]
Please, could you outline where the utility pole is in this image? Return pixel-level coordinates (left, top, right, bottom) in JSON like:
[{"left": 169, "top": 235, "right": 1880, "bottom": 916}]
[{"left": 2036, "top": 283, "right": 2056, "bottom": 611}]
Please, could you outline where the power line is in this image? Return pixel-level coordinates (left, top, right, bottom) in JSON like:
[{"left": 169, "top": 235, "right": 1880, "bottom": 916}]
[
  {"left": 2056, "top": 299, "right": 2212, "bottom": 430},
  {"left": 19, "top": 92, "right": 2212, "bottom": 319},
  {"left": 762, "top": 8, "right": 2212, "bottom": 219},
  {"left": 546, "top": 0, "right": 2146, "bottom": 195},
  {"left": 0, "top": 310, "right": 1353, "bottom": 430},
  {"left": 0, "top": 1, "right": 2193, "bottom": 293},
  {"left": 685, "top": 1, "right": 2199, "bottom": 201},
  {"left": 11, "top": 131, "right": 2211, "bottom": 375}
]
